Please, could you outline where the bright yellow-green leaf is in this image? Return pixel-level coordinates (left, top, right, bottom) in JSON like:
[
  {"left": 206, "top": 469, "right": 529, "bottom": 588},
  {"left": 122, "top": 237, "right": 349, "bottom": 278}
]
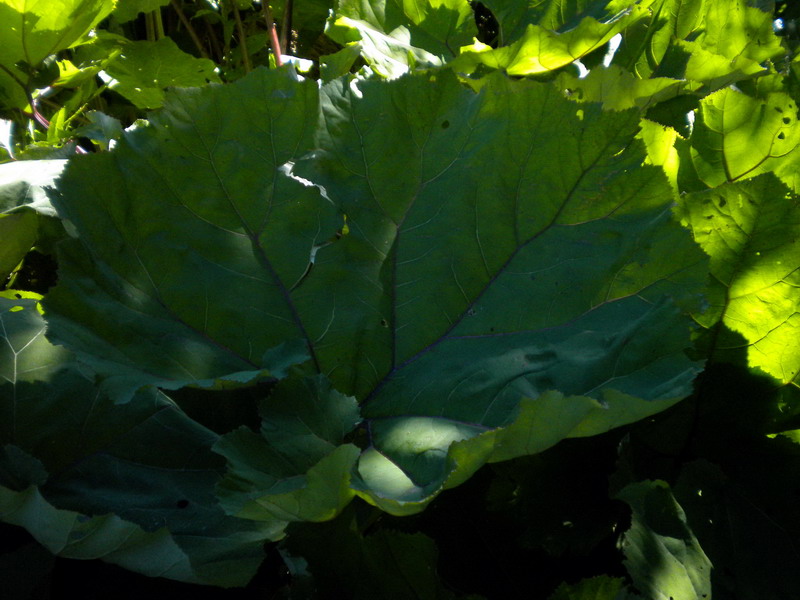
[
  {"left": 690, "top": 88, "right": 800, "bottom": 189},
  {"left": 452, "top": 3, "right": 651, "bottom": 76},
  {"left": 556, "top": 65, "right": 684, "bottom": 110}
]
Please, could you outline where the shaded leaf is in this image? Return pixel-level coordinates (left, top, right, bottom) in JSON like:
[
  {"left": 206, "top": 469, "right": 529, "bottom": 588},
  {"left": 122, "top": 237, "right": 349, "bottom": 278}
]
[
  {"left": 282, "top": 506, "right": 457, "bottom": 600},
  {"left": 547, "top": 575, "right": 630, "bottom": 600}
]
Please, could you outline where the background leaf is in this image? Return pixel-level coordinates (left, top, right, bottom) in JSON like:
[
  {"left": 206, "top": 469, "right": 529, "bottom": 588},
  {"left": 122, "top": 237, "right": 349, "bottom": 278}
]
[{"left": 0, "top": 295, "right": 278, "bottom": 586}]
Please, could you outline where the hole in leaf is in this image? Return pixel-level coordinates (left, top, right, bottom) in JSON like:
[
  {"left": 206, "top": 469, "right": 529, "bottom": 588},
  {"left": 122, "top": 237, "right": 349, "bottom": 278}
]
[
  {"left": 441, "top": 120, "right": 450, "bottom": 129},
  {"left": 778, "top": 132, "right": 786, "bottom": 139},
  {"left": 176, "top": 499, "right": 190, "bottom": 509},
  {"left": 380, "top": 318, "right": 388, "bottom": 327},
  {"left": 784, "top": 117, "right": 792, "bottom": 124},
  {"left": 718, "top": 198, "right": 727, "bottom": 207}
]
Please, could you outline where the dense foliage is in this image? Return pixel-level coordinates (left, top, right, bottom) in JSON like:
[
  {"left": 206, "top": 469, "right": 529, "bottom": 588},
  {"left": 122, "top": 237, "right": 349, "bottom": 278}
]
[{"left": 2, "top": 0, "right": 800, "bottom": 597}]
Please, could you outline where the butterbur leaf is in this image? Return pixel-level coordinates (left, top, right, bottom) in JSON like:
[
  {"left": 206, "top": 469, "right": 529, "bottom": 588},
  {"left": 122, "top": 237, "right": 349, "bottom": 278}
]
[
  {"left": 617, "top": 480, "right": 712, "bottom": 600},
  {"left": 46, "top": 68, "right": 706, "bottom": 521},
  {"left": 556, "top": 65, "right": 684, "bottom": 111},
  {"left": 0, "top": 160, "right": 68, "bottom": 284},
  {"left": 215, "top": 375, "right": 361, "bottom": 524},
  {"left": 677, "top": 174, "right": 800, "bottom": 384},
  {"left": 0, "top": 297, "right": 278, "bottom": 587},
  {"left": 0, "top": 483, "right": 198, "bottom": 583},
  {"left": 113, "top": 0, "right": 171, "bottom": 23}
]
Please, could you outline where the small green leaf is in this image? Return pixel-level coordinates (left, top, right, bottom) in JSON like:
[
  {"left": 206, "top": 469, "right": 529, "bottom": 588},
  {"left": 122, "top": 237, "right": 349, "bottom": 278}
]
[{"left": 617, "top": 480, "right": 712, "bottom": 600}]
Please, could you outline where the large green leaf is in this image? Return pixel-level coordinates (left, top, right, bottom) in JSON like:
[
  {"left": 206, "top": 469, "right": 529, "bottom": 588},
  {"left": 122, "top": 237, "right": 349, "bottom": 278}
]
[
  {"left": 0, "top": 295, "right": 278, "bottom": 586},
  {"left": 677, "top": 174, "right": 800, "bottom": 384},
  {"left": 112, "top": 0, "right": 171, "bottom": 23},
  {"left": 282, "top": 505, "right": 457, "bottom": 599},
  {"left": 45, "top": 67, "right": 706, "bottom": 520},
  {"left": 0, "top": 0, "right": 115, "bottom": 108}
]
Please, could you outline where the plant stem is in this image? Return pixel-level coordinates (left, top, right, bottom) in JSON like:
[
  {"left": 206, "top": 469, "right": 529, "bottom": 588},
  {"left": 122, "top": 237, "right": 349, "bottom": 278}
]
[
  {"left": 279, "top": 0, "right": 293, "bottom": 54},
  {"left": 170, "top": 0, "right": 210, "bottom": 59},
  {"left": 231, "top": 1, "right": 251, "bottom": 73},
  {"left": 263, "top": 3, "right": 283, "bottom": 67}
]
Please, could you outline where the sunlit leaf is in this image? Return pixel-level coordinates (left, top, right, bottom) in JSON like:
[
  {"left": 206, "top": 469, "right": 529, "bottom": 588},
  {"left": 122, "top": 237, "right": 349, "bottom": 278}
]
[
  {"left": 452, "top": 2, "right": 651, "bottom": 75},
  {"left": 690, "top": 87, "right": 800, "bottom": 190},
  {"left": 326, "top": 0, "right": 476, "bottom": 77},
  {"left": 102, "top": 37, "right": 221, "bottom": 109}
]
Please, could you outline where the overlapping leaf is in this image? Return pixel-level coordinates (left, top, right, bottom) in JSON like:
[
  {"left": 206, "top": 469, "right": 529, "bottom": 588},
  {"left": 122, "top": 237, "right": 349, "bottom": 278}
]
[
  {"left": 101, "top": 37, "right": 222, "bottom": 109},
  {"left": 0, "top": 159, "right": 66, "bottom": 282}
]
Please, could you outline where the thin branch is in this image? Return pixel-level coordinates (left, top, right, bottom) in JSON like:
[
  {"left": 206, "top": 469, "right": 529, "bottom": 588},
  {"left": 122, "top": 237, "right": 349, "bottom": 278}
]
[
  {"left": 170, "top": 0, "right": 210, "bottom": 59},
  {"left": 279, "top": 0, "right": 293, "bottom": 55},
  {"left": 231, "top": 1, "right": 251, "bottom": 73}
]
